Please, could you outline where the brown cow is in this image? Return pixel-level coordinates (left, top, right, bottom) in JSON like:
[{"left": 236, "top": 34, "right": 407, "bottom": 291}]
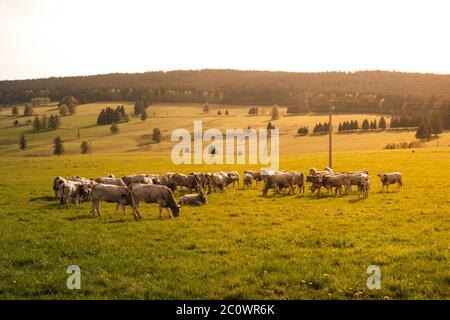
[
  {"left": 377, "top": 172, "right": 402, "bottom": 192},
  {"left": 262, "top": 173, "right": 295, "bottom": 195},
  {"left": 90, "top": 183, "right": 132, "bottom": 217},
  {"left": 243, "top": 173, "right": 254, "bottom": 189},
  {"left": 130, "top": 184, "right": 180, "bottom": 220},
  {"left": 244, "top": 170, "right": 262, "bottom": 185},
  {"left": 172, "top": 173, "right": 200, "bottom": 193},
  {"left": 178, "top": 190, "right": 207, "bottom": 206}
]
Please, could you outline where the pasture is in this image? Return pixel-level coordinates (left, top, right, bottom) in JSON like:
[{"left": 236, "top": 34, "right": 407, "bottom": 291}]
[
  {"left": 0, "top": 148, "right": 449, "bottom": 299},
  {"left": 1, "top": 102, "right": 449, "bottom": 157}
]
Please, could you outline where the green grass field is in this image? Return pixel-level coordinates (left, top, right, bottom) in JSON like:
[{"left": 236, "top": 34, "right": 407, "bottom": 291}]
[{"left": 0, "top": 103, "right": 448, "bottom": 299}]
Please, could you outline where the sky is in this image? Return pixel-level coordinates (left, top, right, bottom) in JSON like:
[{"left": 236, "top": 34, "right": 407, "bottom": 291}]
[{"left": 1, "top": 0, "right": 449, "bottom": 80}]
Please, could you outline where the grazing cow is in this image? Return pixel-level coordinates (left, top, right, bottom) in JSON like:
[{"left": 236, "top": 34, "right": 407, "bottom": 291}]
[
  {"left": 207, "top": 173, "right": 233, "bottom": 193},
  {"left": 53, "top": 176, "right": 66, "bottom": 199},
  {"left": 377, "top": 172, "right": 402, "bottom": 192},
  {"left": 130, "top": 184, "right": 180, "bottom": 220},
  {"left": 90, "top": 183, "right": 132, "bottom": 217},
  {"left": 178, "top": 191, "right": 207, "bottom": 206},
  {"left": 244, "top": 170, "right": 262, "bottom": 185},
  {"left": 95, "top": 177, "right": 126, "bottom": 187},
  {"left": 243, "top": 173, "right": 254, "bottom": 189},
  {"left": 291, "top": 171, "right": 305, "bottom": 194},
  {"left": 60, "top": 181, "right": 90, "bottom": 205},
  {"left": 171, "top": 173, "right": 200, "bottom": 193},
  {"left": 357, "top": 174, "right": 371, "bottom": 199},
  {"left": 321, "top": 174, "right": 351, "bottom": 195},
  {"left": 227, "top": 171, "right": 240, "bottom": 187},
  {"left": 122, "top": 174, "right": 154, "bottom": 186},
  {"left": 263, "top": 173, "right": 295, "bottom": 195}
]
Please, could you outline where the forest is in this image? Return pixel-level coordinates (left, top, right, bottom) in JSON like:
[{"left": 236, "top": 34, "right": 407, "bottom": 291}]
[{"left": 1, "top": 69, "right": 450, "bottom": 128}]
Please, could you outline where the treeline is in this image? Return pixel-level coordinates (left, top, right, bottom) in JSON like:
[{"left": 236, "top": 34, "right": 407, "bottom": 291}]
[
  {"left": 97, "top": 105, "right": 129, "bottom": 125},
  {"left": 32, "top": 115, "right": 61, "bottom": 131}
]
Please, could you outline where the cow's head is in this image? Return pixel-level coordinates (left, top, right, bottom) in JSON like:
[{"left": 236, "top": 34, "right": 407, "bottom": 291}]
[
  {"left": 171, "top": 204, "right": 181, "bottom": 217},
  {"left": 377, "top": 173, "right": 386, "bottom": 181}
]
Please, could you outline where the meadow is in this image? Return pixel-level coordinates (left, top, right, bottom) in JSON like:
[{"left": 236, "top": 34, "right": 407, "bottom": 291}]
[{"left": 0, "top": 102, "right": 448, "bottom": 299}]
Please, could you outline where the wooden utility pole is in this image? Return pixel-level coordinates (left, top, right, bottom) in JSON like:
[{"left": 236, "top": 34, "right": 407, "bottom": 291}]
[{"left": 329, "top": 98, "right": 336, "bottom": 169}]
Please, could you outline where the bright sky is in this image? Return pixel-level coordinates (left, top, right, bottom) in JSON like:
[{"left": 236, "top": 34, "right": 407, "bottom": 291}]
[{"left": 1, "top": 0, "right": 449, "bottom": 80}]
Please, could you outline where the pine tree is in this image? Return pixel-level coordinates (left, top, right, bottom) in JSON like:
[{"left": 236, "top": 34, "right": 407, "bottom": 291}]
[
  {"left": 152, "top": 128, "right": 162, "bottom": 143},
  {"left": 24, "top": 103, "right": 34, "bottom": 116},
  {"left": 80, "top": 141, "right": 90, "bottom": 154},
  {"left": 32, "top": 116, "right": 41, "bottom": 131},
  {"left": 415, "top": 118, "right": 431, "bottom": 140},
  {"left": 271, "top": 105, "right": 280, "bottom": 120},
  {"left": 53, "top": 136, "right": 65, "bottom": 155},
  {"left": 59, "top": 104, "right": 69, "bottom": 116},
  {"left": 217, "top": 110, "right": 222, "bottom": 115},
  {"left": 134, "top": 101, "right": 143, "bottom": 115},
  {"left": 379, "top": 116, "right": 387, "bottom": 130},
  {"left": 203, "top": 102, "right": 210, "bottom": 114},
  {"left": 225, "top": 109, "right": 229, "bottom": 115},
  {"left": 40, "top": 115, "right": 48, "bottom": 131},
  {"left": 362, "top": 119, "right": 369, "bottom": 131},
  {"left": 110, "top": 123, "right": 119, "bottom": 134},
  {"left": 141, "top": 109, "right": 148, "bottom": 121},
  {"left": 68, "top": 103, "right": 76, "bottom": 115},
  {"left": 19, "top": 133, "right": 27, "bottom": 150}
]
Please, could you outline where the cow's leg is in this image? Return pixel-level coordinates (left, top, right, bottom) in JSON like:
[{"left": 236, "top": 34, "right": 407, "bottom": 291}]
[
  {"left": 90, "top": 201, "right": 96, "bottom": 217},
  {"left": 166, "top": 207, "right": 172, "bottom": 218},
  {"left": 114, "top": 203, "right": 119, "bottom": 215},
  {"left": 386, "top": 184, "right": 389, "bottom": 193},
  {"left": 158, "top": 204, "right": 163, "bottom": 220},
  {"left": 121, "top": 203, "right": 126, "bottom": 216}
]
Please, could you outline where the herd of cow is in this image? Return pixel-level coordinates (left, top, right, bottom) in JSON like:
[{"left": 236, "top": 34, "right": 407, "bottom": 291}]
[{"left": 52, "top": 169, "right": 403, "bottom": 220}]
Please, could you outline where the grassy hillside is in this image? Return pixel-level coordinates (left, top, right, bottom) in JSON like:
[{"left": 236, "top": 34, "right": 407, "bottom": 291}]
[
  {"left": 1, "top": 102, "right": 448, "bottom": 156},
  {"left": 0, "top": 149, "right": 448, "bottom": 299}
]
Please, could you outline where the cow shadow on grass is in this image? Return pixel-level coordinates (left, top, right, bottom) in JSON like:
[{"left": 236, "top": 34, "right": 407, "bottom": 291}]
[
  {"left": 29, "top": 196, "right": 55, "bottom": 202},
  {"left": 64, "top": 214, "right": 93, "bottom": 221}
]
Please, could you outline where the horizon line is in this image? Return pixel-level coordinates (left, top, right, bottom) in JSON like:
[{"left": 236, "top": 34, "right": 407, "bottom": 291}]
[{"left": 2, "top": 68, "right": 450, "bottom": 82}]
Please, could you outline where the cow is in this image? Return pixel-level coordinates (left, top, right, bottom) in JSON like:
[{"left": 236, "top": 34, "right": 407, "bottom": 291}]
[
  {"left": 207, "top": 173, "right": 233, "bottom": 193},
  {"left": 244, "top": 170, "right": 262, "bottom": 185},
  {"left": 263, "top": 173, "right": 295, "bottom": 195},
  {"left": 60, "top": 181, "right": 90, "bottom": 205},
  {"left": 346, "top": 171, "right": 369, "bottom": 192},
  {"left": 53, "top": 176, "right": 66, "bottom": 199},
  {"left": 122, "top": 174, "right": 154, "bottom": 186},
  {"left": 357, "top": 174, "right": 371, "bottom": 199},
  {"left": 129, "top": 184, "right": 180, "bottom": 220},
  {"left": 171, "top": 173, "right": 200, "bottom": 193},
  {"left": 243, "top": 173, "right": 254, "bottom": 189},
  {"left": 178, "top": 191, "right": 207, "bottom": 206},
  {"left": 155, "top": 174, "right": 177, "bottom": 191},
  {"left": 291, "top": 171, "right": 305, "bottom": 194},
  {"left": 227, "top": 171, "right": 240, "bottom": 187},
  {"left": 377, "top": 172, "right": 402, "bottom": 192},
  {"left": 95, "top": 177, "right": 127, "bottom": 187},
  {"left": 306, "top": 168, "right": 332, "bottom": 194},
  {"left": 90, "top": 183, "right": 132, "bottom": 217},
  {"left": 321, "top": 174, "right": 351, "bottom": 195}
]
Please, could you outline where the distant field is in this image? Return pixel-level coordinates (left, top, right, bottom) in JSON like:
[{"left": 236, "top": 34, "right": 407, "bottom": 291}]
[
  {"left": 1, "top": 102, "right": 448, "bottom": 156},
  {"left": 0, "top": 149, "right": 449, "bottom": 299}
]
